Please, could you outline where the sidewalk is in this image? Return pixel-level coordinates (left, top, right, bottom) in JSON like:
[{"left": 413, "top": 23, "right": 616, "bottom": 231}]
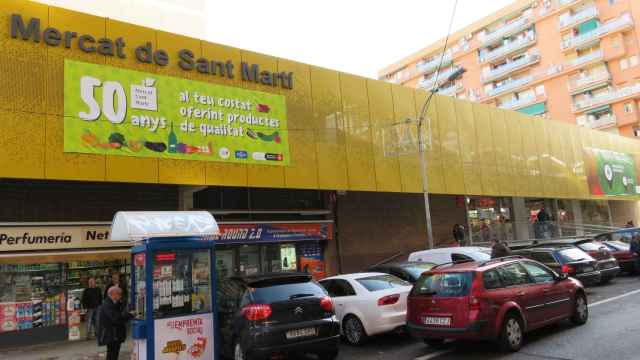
[{"left": 0, "top": 339, "right": 132, "bottom": 360}]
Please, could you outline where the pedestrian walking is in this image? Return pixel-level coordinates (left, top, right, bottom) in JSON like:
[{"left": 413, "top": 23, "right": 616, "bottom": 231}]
[
  {"left": 491, "top": 238, "right": 512, "bottom": 259},
  {"left": 98, "top": 286, "right": 133, "bottom": 360},
  {"left": 452, "top": 224, "right": 466, "bottom": 246},
  {"left": 630, "top": 235, "right": 640, "bottom": 273},
  {"left": 104, "top": 272, "right": 128, "bottom": 306},
  {"left": 625, "top": 220, "right": 634, "bottom": 228},
  {"left": 81, "top": 277, "right": 102, "bottom": 340}
]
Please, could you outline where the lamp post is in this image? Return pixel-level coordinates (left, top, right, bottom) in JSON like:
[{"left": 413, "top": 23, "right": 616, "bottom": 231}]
[{"left": 415, "top": 67, "right": 466, "bottom": 249}]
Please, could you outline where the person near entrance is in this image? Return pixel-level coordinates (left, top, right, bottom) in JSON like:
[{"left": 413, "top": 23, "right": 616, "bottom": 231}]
[
  {"left": 104, "top": 272, "right": 128, "bottom": 305},
  {"left": 452, "top": 224, "right": 466, "bottom": 246},
  {"left": 98, "top": 286, "right": 133, "bottom": 360},
  {"left": 81, "top": 277, "right": 102, "bottom": 340}
]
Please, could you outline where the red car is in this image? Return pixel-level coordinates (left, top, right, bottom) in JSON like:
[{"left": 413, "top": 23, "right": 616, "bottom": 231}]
[
  {"left": 602, "top": 240, "right": 639, "bottom": 274},
  {"left": 407, "top": 257, "right": 588, "bottom": 352}
]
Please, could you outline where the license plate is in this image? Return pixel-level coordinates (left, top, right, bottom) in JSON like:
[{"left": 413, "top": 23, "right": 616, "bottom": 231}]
[
  {"left": 423, "top": 316, "right": 451, "bottom": 326},
  {"left": 286, "top": 327, "right": 317, "bottom": 339}
]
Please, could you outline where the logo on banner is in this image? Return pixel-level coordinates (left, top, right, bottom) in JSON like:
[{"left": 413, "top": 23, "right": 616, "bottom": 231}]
[{"left": 162, "top": 340, "right": 187, "bottom": 354}]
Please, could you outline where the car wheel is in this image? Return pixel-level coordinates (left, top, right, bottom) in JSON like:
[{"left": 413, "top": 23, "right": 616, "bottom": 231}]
[
  {"left": 343, "top": 315, "right": 368, "bottom": 346},
  {"left": 570, "top": 292, "right": 589, "bottom": 325},
  {"left": 423, "top": 338, "right": 446, "bottom": 348},
  {"left": 317, "top": 347, "right": 339, "bottom": 360},
  {"left": 234, "top": 341, "right": 247, "bottom": 360},
  {"left": 498, "top": 314, "right": 523, "bottom": 352}
]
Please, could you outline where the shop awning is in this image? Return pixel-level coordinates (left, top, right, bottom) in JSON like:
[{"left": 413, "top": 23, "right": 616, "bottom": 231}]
[
  {"left": 578, "top": 19, "right": 599, "bottom": 34},
  {"left": 517, "top": 102, "right": 547, "bottom": 116},
  {"left": 110, "top": 211, "right": 219, "bottom": 241},
  {"left": 586, "top": 104, "right": 611, "bottom": 115}
]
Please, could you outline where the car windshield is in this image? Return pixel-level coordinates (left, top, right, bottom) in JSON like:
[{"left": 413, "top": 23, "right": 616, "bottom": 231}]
[
  {"left": 356, "top": 275, "right": 410, "bottom": 292},
  {"left": 412, "top": 272, "right": 473, "bottom": 297},
  {"left": 558, "top": 248, "right": 591, "bottom": 262},
  {"left": 249, "top": 280, "right": 326, "bottom": 303},
  {"left": 402, "top": 263, "right": 436, "bottom": 279}
]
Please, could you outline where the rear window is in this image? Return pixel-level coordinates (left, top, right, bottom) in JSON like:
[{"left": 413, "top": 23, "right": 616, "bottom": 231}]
[
  {"left": 577, "top": 242, "right": 602, "bottom": 251},
  {"left": 413, "top": 272, "right": 473, "bottom": 297},
  {"left": 558, "top": 248, "right": 591, "bottom": 262},
  {"left": 250, "top": 281, "right": 327, "bottom": 303},
  {"left": 356, "top": 275, "right": 410, "bottom": 292},
  {"left": 402, "top": 263, "right": 436, "bottom": 279},
  {"left": 606, "top": 241, "right": 630, "bottom": 251}
]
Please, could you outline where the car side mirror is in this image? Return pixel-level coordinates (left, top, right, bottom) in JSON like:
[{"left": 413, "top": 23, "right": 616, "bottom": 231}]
[{"left": 556, "top": 273, "right": 568, "bottom": 281}]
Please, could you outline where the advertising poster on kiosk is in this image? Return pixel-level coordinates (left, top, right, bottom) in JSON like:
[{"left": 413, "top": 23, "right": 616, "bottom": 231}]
[
  {"left": 583, "top": 147, "right": 640, "bottom": 196},
  {"left": 154, "top": 313, "right": 214, "bottom": 360}
]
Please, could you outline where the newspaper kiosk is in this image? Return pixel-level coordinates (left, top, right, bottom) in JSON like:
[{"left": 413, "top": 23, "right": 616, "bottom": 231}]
[{"left": 110, "top": 211, "right": 218, "bottom": 360}]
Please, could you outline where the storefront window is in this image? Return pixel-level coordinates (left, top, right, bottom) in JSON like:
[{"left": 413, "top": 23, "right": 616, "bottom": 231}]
[
  {"left": 581, "top": 200, "right": 611, "bottom": 227},
  {"left": 467, "top": 197, "right": 514, "bottom": 243},
  {"left": 133, "top": 253, "right": 145, "bottom": 320},
  {"left": 215, "top": 249, "right": 235, "bottom": 279},
  {"left": 238, "top": 246, "right": 260, "bottom": 276}
]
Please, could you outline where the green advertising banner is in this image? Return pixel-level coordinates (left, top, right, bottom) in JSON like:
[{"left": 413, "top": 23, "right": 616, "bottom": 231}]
[
  {"left": 64, "top": 60, "right": 289, "bottom": 165},
  {"left": 583, "top": 147, "right": 640, "bottom": 196}
]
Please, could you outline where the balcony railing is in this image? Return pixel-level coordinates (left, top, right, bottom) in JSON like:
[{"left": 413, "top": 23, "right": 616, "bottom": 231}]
[
  {"left": 418, "top": 66, "right": 463, "bottom": 90},
  {"left": 416, "top": 52, "right": 453, "bottom": 75},
  {"left": 438, "top": 82, "right": 463, "bottom": 97},
  {"left": 568, "top": 70, "right": 611, "bottom": 93},
  {"left": 559, "top": 0, "right": 580, "bottom": 6},
  {"left": 482, "top": 16, "right": 532, "bottom": 46},
  {"left": 559, "top": 6, "right": 598, "bottom": 29},
  {"left": 561, "top": 13, "right": 633, "bottom": 50},
  {"left": 482, "top": 51, "right": 540, "bottom": 83},
  {"left": 578, "top": 114, "right": 617, "bottom": 129},
  {"left": 568, "top": 49, "right": 604, "bottom": 68},
  {"left": 486, "top": 75, "right": 534, "bottom": 97},
  {"left": 480, "top": 32, "right": 537, "bottom": 63},
  {"left": 573, "top": 82, "right": 640, "bottom": 112},
  {"left": 499, "top": 94, "right": 538, "bottom": 110}
]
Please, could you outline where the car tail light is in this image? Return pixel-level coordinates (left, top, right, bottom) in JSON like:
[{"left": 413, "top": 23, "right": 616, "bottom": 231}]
[
  {"left": 377, "top": 294, "right": 400, "bottom": 306},
  {"left": 469, "top": 276, "right": 482, "bottom": 310},
  {"left": 242, "top": 304, "right": 272, "bottom": 321},
  {"left": 320, "top": 296, "right": 334, "bottom": 312},
  {"left": 562, "top": 264, "right": 574, "bottom": 274}
]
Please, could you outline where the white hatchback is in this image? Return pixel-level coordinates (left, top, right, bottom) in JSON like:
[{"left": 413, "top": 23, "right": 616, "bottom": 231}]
[
  {"left": 319, "top": 272, "right": 412, "bottom": 345},
  {"left": 408, "top": 246, "right": 492, "bottom": 265}
]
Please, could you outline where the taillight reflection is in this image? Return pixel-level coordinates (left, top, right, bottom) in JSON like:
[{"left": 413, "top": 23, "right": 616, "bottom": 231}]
[
  {"left": 242, "top": 304, "right": 272, "bottom": 321},
  {"left": 377, "top": 294, "right": 400, "bottom": 306}
]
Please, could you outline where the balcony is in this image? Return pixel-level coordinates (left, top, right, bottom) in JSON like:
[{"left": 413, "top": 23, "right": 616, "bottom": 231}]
[
  {"left": 578, "top": 114, "right": 617, "bottom": 129},
  {"left": 438, "top": 82, "right": 463, "bottom": 97},
  {"left": 568, "top": 70, "right": 611, "bottom": 94},
  {"left": 568, "top": 49, "right": 604, "bottom": 68},
  {"left": 416, "top": 52, "right": 453, "bottom": 75},
  {"left": 573, "top": 82, "right": 640, "bottom": 112},
  {"left": 499, "top": 94, "right": 538, "bottom": 110},
  {"left": 482, "top": 51, "right": 540, "bottom": 83},
  {"left": 486, "top": 75, "right": 534, "bottom": 97},
  {"left": 558, "top": 0, "right": 580, "bottom": 6},
  {"left": 559, "top": 6, "right": 598, "bottom": 29},
  {"left": 418, "top": 66, "right": 463, "bottom": 90},
  {"left": 479, "top": 32, "right": 537, "bottom": 63},
  {"left": 561, "top": 13, "right": 633, "bottom": 51},
  {"left": 482, "top": 15, "right": 532, "bottom": 46}
]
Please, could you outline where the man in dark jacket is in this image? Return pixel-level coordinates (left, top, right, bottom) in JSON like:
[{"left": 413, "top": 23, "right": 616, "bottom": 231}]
[
  {"left": 98, "top": 286, "right": 133, "bottom": 360},
  {"left": 491, "top": 239, "right": 512, "bottom": 259},
  {"left": 81, "top": 277, "right": 102, "bottom": 339},
  {"left": 104, "top": 272, "right": 128, "bottom": 306}
]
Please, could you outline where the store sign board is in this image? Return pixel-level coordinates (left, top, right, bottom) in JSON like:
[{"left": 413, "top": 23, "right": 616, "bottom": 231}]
[
  {"left": 0, "top": 226, "right": 121, "bottom": 252},
  {"left": 154, "top": 313, "right": 213, "bottom": 360},
  {"left": 583, "top": 147, "right": 640, "bottom": 196},
  {"left": 214, "top": 223, "right": 333, "bottom": 244},
  {"left": 63, "top": 60, "right": 290, "bottom": 165}
]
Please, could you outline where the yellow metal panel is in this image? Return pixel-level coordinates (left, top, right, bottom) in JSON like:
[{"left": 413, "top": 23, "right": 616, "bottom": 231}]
[
  {"left": 315, "top": 129, "right": 348, "bottom": 190},
  {"left": 462, "top": 164, "right": 483, "bottom": 195},
  {"left": 562, "top": 125, "right": 579, "bottom": 199},
  {"left": 310, "top": 66, "right": 343, "bottom": 130},
  {"left": 155, "top": 31, "right": 201, "bottom": 78},
  {"left": 574, "top": 127, "right": 591, "bottom": 199},
  {"left": 0, "top": 1, "right": 49, "bottom": 60},
  {"left": 549, "top": 122, "right": 569, "bottom": 198},
  {"left": 201, "top": 42, "right": 243, "bottom": 87},
  {"left": 435, "top": 96, "right": 465, "bottom": 194},
  {"left": 106, "top": 19, "right": 157, "bottom": 73},
  {"left": 340, "top": 73, "right": 371, "bottom": 129},
  {"left": 285, "top": 130, "right": 319, "bottom": 189},
  {"left": 490, "top": 109, "right": 515, "bottom": 197},
  {"left": 278, "top": 59, "right": 312, "bottom": 130},
  {"left": 414, "top": 89, "right": 445, "bottom": 194},
  {"left": 471, "top": 103, "right": 499, "bottom": 195},
  {"left": 368, "top": 80, "right": 401, "bottom": 192},
  {"left": 45, "top": 115, "right": 105, "bottom": 181},
  {"left": 158, "top": 159, "right": 205, "bottom": 185},
  {"left": 106, "top": 156, "right": 159, "bottom": 183},
  {"left": 520, "top": 119, "right": 542, "bottom": 197},
  {"left": 205, "top": 163, "right": 248, "bottom": 187},
  {"left": 392, "top": 85, "right": 421, "bottom": 193},
  {"left": 345, "top": 126, "right": 377, "bottom": 191},
  {"left": 505, "top": 114, "right": 528, "bottom": 197},
  {"left": 0, "top": 110, "right": 45, "bottom": 179},
  {"left": 455, "top": 100, "right": 482, "bottom": 195},
  {"left": 533, "top": 120, "right": 552, "bottom": 198}
]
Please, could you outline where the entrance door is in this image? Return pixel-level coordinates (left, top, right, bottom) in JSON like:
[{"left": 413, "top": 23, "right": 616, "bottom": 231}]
[{"left": 238, "top": 245, "right": 260, "bottom": 276}]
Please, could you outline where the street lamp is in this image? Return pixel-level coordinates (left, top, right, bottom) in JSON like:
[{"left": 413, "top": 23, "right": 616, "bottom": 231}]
[{"left": 415, "top": 67, "right": 466, "bottom": 249}]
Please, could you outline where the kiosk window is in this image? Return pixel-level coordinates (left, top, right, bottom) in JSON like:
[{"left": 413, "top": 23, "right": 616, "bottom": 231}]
[{"left": 152, "top": 249, "right": 212, "bottom": 319}]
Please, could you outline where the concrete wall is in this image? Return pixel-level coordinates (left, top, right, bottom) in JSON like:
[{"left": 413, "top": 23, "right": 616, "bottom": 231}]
[{"left": 327, "top": 192, "right": 467, "bottom": 274}]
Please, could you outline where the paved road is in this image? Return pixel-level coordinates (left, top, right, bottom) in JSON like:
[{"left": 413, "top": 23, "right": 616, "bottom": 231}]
[{"left": 338, "top": 275, "right": 640, "bottom": 360}]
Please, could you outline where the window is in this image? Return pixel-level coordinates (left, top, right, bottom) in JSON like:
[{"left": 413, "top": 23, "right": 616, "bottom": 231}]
[
  {"left": 320, "top": 279, "right": 356, "bottom": 297},
  {"left": 413, "top": 272, "right": 473, "bottom": 297},
  {"left": 250, "top": 280, "right": 327, "bottom": 303},
  {"left": 558, "top": 248, "right": 591, "bottom": 262},
  {"left": 452, "top": 253, "right": 474, "bottom": 262},
  {"left": 483, "top": 270, "right": 503, "bottom": 290},
  {"left": 624, "top": 102, "right": 634, "bottom": 114},
  {"left": 528, "top": 251, "right": 557, "bottom": 264},
  {"left": 608, "top": 0, "right": 617, "bottom": 5},
  {"left": 521, "top": 262, "right": 555, "bottom": 283},
  {"left": 496, "top": 263, "right": 530, "bottom": 286},
  {"left": 356, "top": 274, "right": 410, "bottom": 292}
]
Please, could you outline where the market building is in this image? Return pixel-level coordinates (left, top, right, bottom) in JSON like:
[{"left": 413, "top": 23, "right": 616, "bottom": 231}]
[{"left": 1, "top": 0, "right": 640, "bottom": 347}]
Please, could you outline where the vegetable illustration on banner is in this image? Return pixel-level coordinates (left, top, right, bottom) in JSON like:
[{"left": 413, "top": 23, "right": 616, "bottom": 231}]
[
  {"left": 64, "top": 60, "right": 289, "bottom": 165},
  {"left": 583, "top": 147, "right": 640, "bottom": 196}
]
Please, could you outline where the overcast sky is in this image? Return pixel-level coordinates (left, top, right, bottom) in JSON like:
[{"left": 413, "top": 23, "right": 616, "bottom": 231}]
[{"left": 36, "top": 0, "right": 515, "bottom": 78}]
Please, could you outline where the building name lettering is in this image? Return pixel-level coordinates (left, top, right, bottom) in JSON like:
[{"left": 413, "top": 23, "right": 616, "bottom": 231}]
[
  {"left": 0, "top": 232, "right": 72, "bottom": 246},
  {"left": 10, "top": 14, "right": 294, "bottom": 89}
]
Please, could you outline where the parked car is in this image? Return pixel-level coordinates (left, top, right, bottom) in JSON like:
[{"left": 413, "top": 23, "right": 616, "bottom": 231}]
[
  {"left": 319, "top": 272, "right": 412, "bottom": 345},
  {"left": 217, "top": 273, "right": 340, "bottom": 360},
  {"left": 368, "top": 261, "right": 437, "bottom": 283},
  {"left": 408, "top": 247, "right": 492, "bottom": 264},
  {"left": 407, "top": 257, "right": 588, "bottom": 352},
  {"left": 527, "top": 239, "right": 620, "bottom": 283},
  {"left": 512, "top": 247, "right": 601, "bottom": 286},
  {"left": 602, "top": 240, "right": 639, "bottom": 274},
  {"left": 595, "top": 227, "right": 640, "bottom": 244}
]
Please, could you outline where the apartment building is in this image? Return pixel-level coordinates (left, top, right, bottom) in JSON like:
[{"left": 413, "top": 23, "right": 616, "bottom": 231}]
[{"left": 380, "top": 0, "right": 640, "bottom": 137}]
